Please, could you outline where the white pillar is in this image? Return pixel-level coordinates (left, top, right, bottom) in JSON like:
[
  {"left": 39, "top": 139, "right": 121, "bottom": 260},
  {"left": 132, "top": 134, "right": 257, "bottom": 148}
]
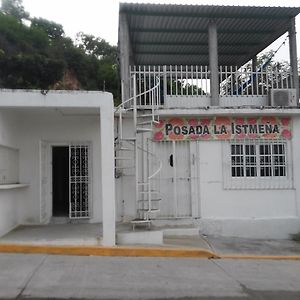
[
  {"left": 208, "top": 21, "right": 219, "bottom": 106},
  {"left": 99, "top": 100, "right": 116, "bottom": 246},
  {"left": 289, "top": 17, "right": 299, "bottom": 102}
]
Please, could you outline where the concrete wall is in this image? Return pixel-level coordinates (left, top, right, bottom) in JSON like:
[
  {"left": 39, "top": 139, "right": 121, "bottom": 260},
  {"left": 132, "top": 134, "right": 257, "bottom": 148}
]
[
  {"left": 16, "top": 110, "right": 102, "bottom": 224},
  {"left": 0, "top": 90, "right": 115, "bottom": 245},
  {"left": 0, "top": 110, "right": 22, "bottom": 236},
  {"left": 116, "top": 113, "right": 300, "bottom": 238}
]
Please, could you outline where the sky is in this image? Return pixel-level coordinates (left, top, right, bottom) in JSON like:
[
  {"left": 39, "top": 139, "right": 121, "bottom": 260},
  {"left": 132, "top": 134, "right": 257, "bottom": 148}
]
[{"left": 12, "top": 0, "right": 300, "bottom": 61}]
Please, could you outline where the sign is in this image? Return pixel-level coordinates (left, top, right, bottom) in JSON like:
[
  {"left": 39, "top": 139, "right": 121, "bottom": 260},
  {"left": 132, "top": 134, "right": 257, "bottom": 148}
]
[{"left": 153, "top": 116, "right": 292, "bottom": 141}]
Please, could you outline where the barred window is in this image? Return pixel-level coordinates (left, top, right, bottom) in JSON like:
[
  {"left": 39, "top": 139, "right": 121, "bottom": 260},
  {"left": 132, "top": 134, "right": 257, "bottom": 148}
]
[
  {"left": 224, "top": 139, "right": 292, "bottom": 189},
  {"left": 231, "top": 141, "right": 286, "bottom": 178}
]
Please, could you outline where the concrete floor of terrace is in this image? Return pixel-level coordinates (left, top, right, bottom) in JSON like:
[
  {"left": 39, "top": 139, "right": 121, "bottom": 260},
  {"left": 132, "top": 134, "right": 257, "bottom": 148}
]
[{"left": 0, "top": 222, "right": 299, "bottom": 257}]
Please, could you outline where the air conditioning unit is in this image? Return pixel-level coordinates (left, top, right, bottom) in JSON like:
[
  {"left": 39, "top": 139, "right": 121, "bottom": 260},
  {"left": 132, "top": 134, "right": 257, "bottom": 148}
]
[{"left": 269, "top": 88, "right": 298, "bottom": 107}]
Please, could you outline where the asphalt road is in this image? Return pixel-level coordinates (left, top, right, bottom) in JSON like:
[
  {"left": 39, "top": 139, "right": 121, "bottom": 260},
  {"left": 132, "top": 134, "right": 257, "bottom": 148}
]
[{"left": 0, "top": 253, "right": 300, "bottom": 299}]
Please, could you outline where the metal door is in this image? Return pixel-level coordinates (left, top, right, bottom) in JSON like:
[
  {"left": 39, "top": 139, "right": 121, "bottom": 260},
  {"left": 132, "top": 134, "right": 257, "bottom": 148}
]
[
  {"left": 151, "top": 140, "right": 193, "bottom": 218},
  {"left": 69, "top": 144, "right": 91, "bottom": 219}
]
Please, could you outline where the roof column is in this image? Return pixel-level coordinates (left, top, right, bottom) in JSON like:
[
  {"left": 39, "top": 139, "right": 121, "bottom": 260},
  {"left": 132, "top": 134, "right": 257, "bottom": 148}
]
[
  {"left": 252, "top": 56, "right": 257, "bottom": 94},
  {"left": 288, "top": 17, "right": 299, "bottom": 102},
  {"left": 208, "top": 20, "right": 219, "bottom": 106},
  {"left": 119, "top": 13, "right": 133, "bottom": 102}
]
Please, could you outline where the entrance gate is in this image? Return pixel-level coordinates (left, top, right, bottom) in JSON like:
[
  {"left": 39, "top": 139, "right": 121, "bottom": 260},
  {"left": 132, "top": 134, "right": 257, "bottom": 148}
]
[
  {"left": 150, "top": 140, "right": 200, "bottom": 218},
  {"left": 40, "top": 142, "right": 91, "bottom": 222}
]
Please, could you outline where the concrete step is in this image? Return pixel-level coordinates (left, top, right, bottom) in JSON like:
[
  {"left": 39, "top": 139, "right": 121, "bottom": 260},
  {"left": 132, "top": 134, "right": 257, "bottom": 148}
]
[
  {"left": 163, "top": 227, "right": 200, "bottom": 237},
  {"left": 117, "top": 230, "right": 163, "bottom": 245}
]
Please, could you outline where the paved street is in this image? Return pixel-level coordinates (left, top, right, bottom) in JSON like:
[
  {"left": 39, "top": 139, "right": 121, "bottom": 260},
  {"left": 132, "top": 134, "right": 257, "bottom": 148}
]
[{"left": 0, "top": 253, "right": 300, "bottom": 299}]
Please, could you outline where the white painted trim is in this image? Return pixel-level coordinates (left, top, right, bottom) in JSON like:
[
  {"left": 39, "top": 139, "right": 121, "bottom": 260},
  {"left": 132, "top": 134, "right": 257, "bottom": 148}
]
[{"left": 0, "top": 90, "right": 111, "bottom": 108}]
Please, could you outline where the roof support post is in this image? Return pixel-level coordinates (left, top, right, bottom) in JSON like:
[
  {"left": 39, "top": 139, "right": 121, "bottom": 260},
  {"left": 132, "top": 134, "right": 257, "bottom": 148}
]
[
  {"left": 208, "top": 21, "right": 219, "bottom": 106},
  {"left": 288, "top": 17, "right": 299, "bottom": 103},
  {"left": 119, "top": 13, "right": 133, "bottom": 102},
  {"left": 252, "top": 56, "right": 257, "bottom": 94}
]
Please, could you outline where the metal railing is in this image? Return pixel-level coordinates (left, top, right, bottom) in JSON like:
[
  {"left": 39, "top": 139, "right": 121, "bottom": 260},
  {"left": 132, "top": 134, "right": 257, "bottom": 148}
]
[{"left": 129, "top": 65, "right": 294, "bottom": 106}]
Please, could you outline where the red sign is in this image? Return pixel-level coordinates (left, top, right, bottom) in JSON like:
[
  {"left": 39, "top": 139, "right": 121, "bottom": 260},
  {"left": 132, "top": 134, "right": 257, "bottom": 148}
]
[{"left": 153, "top": 117, "right": 292, "bottom": 141}]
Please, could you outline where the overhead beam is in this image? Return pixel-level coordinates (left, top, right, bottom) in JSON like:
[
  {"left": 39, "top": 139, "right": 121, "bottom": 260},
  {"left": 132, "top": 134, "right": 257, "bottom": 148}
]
[
  {"left": 133, "top": 41, "right": 260, "bottom": 46},
  {"left": 121, "top": 9, "right": 297, "bottom": 20},
  {"left": 131, "top": 28, "right": 274, "bottom": 34},
  {"left": 135, "top": 51, "right": 248, "bottom": 56}
]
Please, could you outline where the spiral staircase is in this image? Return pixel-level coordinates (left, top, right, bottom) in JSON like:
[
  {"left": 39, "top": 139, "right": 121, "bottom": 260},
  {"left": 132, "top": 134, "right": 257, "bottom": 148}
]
[{"left": 115, "top": 75, "right": 162, "bottom": 229}]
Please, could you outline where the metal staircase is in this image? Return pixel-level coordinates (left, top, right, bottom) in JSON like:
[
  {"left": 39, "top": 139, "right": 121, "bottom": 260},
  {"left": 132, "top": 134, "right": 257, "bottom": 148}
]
[{"left": 115, "top": 75, "right": 162, "bottom": 229}]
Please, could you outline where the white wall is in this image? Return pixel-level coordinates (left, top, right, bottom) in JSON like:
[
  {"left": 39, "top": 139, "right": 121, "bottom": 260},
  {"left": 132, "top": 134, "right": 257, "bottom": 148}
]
[
  {"left": 198, "top": 141, "right": 297, "bottom": 219},
  {"left": 0, "top": 110, "right": 22, "bottom": 236},
  {"left": 116, "top": 113, "right": 300, "bottom": 238},
  {"left": 0, "top": 90, "right": 115, "bottom": 245},
  {"left": 16, "top": 110, "right": 102, "bottom": 224}
]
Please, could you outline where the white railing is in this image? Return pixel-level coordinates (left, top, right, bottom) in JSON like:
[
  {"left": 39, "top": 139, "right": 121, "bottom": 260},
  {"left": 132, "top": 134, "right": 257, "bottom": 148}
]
[
  {"left": 115, "top": 75, "right": 160, "bottom": 140},
  {"left": 129, "top": 65, "right": 294, "bottom": 105},
  {"left": 219, "top": 65, "right": 294, "bottom": 96}
]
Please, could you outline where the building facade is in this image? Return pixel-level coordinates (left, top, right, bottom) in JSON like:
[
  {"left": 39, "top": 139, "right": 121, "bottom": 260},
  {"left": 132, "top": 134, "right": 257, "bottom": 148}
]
[
  {"left": 0, "top": 90, "right": 115, "bottom": 245},
  {"left": 116, "top": 3, "right": 300, "bottom": 238}
]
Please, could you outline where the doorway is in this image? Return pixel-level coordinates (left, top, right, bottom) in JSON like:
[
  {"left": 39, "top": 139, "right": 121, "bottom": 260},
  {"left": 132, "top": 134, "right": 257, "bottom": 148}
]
[
  {"left": 150, "top": 140, "right": 199, "bottom": 218},
  {"left": 52, "top": 146, "right": 69, "bottom": 217}
]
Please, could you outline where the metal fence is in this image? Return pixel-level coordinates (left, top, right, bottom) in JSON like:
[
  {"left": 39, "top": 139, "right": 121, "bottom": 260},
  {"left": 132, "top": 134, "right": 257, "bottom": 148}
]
[{"left": 129, "top": 65, "right": 294, "bottom": 106}]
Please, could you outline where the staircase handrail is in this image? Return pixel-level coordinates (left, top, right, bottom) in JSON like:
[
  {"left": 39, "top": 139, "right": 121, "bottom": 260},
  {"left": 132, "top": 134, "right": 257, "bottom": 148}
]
[
  {"left": 126, "top": 141, "right": 163, "bottom": 182},
  {"left": 115, "top": 76, "right": 160, "bottom": 113}
]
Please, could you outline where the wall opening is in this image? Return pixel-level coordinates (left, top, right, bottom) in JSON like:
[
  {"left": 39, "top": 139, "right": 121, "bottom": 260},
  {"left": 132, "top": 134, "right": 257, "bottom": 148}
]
[{"left": 52, "top": 146, "right": 69, "bottom": 217}]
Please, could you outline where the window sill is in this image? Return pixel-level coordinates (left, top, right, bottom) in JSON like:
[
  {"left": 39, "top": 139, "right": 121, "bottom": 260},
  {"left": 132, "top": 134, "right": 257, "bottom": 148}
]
[{"left": 0, "top": 184, "right": 29, "bottom": 190}]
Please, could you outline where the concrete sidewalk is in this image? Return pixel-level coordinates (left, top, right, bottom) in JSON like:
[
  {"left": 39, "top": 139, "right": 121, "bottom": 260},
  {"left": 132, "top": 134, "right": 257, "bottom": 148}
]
[
  {"left": 0, "top": 253, "right": 300, "bottom": 299},
  {"left": 0, "top": 224, "right": 299, "bottom": 258}
]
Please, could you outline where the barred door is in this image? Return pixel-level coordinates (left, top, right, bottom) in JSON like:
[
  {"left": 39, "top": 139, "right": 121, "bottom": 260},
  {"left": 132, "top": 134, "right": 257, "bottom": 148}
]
[
  {"left": 69, "top": 144, "right": 91, "bottom": 219},
  {"left": 151, "top": 140, "right": 192, "bottom": 218}
]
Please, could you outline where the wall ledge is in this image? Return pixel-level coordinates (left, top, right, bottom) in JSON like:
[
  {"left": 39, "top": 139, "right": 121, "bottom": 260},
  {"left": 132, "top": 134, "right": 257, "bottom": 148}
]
[{"left": 0, "top": 184, "right": 29, "bottom": 190}]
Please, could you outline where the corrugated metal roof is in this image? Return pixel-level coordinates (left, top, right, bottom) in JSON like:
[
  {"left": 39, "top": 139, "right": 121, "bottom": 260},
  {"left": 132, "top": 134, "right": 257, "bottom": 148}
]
[{"left": 119, "top": 3, "right": 300, "bottom": 66}]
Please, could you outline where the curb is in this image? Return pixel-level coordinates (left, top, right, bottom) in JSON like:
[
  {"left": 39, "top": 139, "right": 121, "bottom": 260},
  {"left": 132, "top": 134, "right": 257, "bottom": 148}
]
[
  {"left": 1, "top": 244, "right": 300, "bottom": 260},
  {"left": 220, "top": 254, "right": 300, "bottom": 260},
  {"left": 0, "top": 244, "right": 219, "bottom": 258}
]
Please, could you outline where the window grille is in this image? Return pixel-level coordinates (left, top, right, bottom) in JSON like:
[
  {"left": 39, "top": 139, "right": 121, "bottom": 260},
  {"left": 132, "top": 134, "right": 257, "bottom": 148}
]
[{"left": 223, "top": 139, "right": 292, "bottom": 189}]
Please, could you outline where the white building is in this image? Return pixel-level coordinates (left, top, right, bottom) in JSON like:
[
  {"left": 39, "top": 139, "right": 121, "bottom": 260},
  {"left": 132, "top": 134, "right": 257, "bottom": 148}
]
[
  {"left": 0, "top": 4, "right": 300, "bottom": 246},
  {"left": 0, "top": 90, "right": 115, "bottom": 245},
  {"left": 116, "top": 3, "right": 300, "bottom": 239}
]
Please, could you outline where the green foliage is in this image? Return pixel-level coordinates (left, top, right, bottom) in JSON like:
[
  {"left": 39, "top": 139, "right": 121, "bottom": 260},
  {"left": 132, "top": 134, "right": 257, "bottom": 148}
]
[
  {"left": 31, "top": 18, "right": 64, "bottom": 40},
  {"left": 0, "top": 3, "right": 120, "bottom": 102},
  {"left": 0, "top": 54, "right": 65, "bottom": 89},
  {"left": 75, "top": 32, "right": 117, "bottom": 59},
  {"left": 1, "top": 0, "right": 28, "bottom": 20}
]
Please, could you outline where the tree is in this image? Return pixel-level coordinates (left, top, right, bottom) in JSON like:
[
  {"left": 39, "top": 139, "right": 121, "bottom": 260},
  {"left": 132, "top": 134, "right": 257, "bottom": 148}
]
[
  {"left": 0, "top": 5, "right": 120, "bottom": 103},
  {"left": 75, "top": 32, "right": 117, "bottom": 59},
  {"left": 31, "top": 18, "right": 64, "bottom": 40},
  {"left": 1, "top": 0, "right": 28, "bottom": 21}
]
